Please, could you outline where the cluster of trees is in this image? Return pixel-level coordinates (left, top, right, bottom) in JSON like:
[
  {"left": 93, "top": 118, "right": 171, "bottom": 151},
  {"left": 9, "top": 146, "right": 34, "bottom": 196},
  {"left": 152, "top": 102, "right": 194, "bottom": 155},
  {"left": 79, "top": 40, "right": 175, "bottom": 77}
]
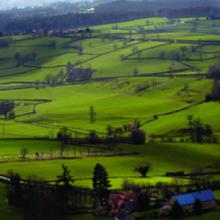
[
  {"left": 206, "top": 80, "right": 220, "bottom": 101},
  {"left": 7, "top": 166, "right": 77, "bottom": 220},
  {"left": 158, "top": 45, "right": 205, "bottom": 63},
  {"left": 55, "top": 122, "right": 146, "bottom": 156},
  {"left": 0, "top": 38, "right": 11, "bottom": 47},
  {"left": 57, "top": 127, "right": 72, "bottom": 156},
  {"left": 43, "top": 60, "right": 96, "bottom": 86},
  {"left": 159, "top": 46, "right": 191, "bottom": 61},
  {"left": 0, "top": 101, "right": 15, "bottom": 119},
  {"left": 93, "top": 163, "right": 111, "bottom": 207},
  {"left": 44, "top": 70, "right": 66, "bottom": 86},
  {"left": 0, "top": 11, "right": 150, "bottom": 34},
  {"left": 106, "top": 121, "right": 146, "bottom": 144},
  {"left": 135, "top": 81, "right": 159, "bottom": 93},
  {"left": 206, "top": 64, "right": 220, "bottom": 101},
  {"left": 159, "top": 6, "right": 220, "bottom": 19},
  {"left": 62, "top": 43, "right": 84, "bottom": 55},
  {"left": 1, "top": 1, "right": 220, "bottom": 34},
  {"left": 66, "top": 62, "right": 94, "bottom": 82},
  {"left": 187, "top": 115, "right": 217, "bottom": 143},
  {"left": 96, "top": 0, "right": 220, "bottom": 14},
  {"left": 14, "top": 52, "right": 37, "bottom": 66},
  {"left": 207, "top": 64, "right": 220, "bottom": 79},
  {"left": 6, "top": 163, "right": 111, "bottom": 219}
]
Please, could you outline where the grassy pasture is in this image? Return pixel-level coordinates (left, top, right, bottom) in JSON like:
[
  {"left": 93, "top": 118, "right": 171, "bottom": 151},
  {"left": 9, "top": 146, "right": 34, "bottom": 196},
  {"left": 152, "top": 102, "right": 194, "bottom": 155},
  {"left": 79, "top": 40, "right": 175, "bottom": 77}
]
[
  {"left": 0, "top": 142, "right": 219, "bottom": 188},
  {"left": 91, "top": 17, "right": 167, "bottom": 31},
  {"left": 0, "top": 77, "right": 213, "bottom": 138},
  {"left": 0, "top": 16, "right": 220, "bottom": 220},
  {"left": 1, "top": 16, "right": 220, "bottom": 138}
]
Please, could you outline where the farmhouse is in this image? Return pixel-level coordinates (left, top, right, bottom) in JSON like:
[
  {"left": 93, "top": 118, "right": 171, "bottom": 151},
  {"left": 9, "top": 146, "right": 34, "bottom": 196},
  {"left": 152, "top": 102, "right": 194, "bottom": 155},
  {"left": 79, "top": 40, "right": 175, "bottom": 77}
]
[
  {"left": 160, "top": 189, "right": 216, "bottom": 215},
  {"left": 109, "top": 193, "right": 139, "bottom": 215}
]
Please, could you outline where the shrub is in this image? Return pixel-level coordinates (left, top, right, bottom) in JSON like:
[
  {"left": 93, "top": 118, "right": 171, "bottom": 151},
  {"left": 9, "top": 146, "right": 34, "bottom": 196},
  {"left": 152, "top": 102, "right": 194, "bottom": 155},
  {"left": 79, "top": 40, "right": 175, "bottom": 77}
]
[
  {"left": 130, "top": 129, "right": 146, "bottom": 144},
  {"left": 135, "top": 163, "right": 151, "bottom": 177}
]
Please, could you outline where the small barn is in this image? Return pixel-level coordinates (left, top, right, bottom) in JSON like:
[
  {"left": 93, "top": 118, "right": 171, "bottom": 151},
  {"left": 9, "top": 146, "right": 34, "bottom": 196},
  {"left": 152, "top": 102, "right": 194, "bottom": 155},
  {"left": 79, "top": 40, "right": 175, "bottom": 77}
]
[{"left": 160, "top": 189, "right": 216, "bottom": 215}]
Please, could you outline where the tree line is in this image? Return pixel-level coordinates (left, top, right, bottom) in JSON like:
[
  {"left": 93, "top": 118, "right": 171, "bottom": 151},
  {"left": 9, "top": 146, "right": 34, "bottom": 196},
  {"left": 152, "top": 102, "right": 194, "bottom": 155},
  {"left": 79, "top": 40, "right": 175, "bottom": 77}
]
[
  {"left": 5, "top": 163, "right": 111, "bottom": 219},
  {"left": 206, "top": 64, "right": 220, "bottom": 101},
  {"left": 56, "top": 122, "right": 146, "bottom": 156},
  {"left": 186, "top": 115, "right": 217, "bottom": 143},
  {"left": 1, "top": 6, "right": 220, "bottom": 34}
]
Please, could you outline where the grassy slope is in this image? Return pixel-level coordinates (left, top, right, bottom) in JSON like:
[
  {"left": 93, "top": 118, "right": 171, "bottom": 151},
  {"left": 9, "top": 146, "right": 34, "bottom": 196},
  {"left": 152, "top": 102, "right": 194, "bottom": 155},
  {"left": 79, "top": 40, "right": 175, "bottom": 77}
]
[
  {"left": 0, "top": 77, "right": 213, "bottom": 137},
  {"left": 0, "top": 16, "right": 220, "bottom": 220}
]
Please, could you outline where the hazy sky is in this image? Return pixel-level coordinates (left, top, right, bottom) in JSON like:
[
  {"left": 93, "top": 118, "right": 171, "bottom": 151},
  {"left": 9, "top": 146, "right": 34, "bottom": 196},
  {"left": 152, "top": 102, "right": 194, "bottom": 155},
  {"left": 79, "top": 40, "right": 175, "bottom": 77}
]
[{"left": 0, "top": 0, "right": 86, "bottom": 9}]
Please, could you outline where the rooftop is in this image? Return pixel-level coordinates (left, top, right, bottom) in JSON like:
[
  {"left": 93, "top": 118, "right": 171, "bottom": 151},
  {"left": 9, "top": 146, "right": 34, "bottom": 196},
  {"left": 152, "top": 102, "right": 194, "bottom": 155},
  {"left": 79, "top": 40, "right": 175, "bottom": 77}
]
[{"left": 172, "top": 189, "right": 216, "bottom": 206}]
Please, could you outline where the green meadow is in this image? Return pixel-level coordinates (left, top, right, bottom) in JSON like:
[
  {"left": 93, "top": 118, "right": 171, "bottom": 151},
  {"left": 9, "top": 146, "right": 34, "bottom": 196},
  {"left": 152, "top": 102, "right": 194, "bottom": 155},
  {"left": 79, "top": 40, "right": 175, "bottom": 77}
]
[
  {"left": 0, "top": 141, "right": 219, "bottom": 188},
  {"left": 0, "top": 15, "right": 219, "bottom": 176},
  {"left": 0, "top": 16, "right": 220, "bottom": 219}
]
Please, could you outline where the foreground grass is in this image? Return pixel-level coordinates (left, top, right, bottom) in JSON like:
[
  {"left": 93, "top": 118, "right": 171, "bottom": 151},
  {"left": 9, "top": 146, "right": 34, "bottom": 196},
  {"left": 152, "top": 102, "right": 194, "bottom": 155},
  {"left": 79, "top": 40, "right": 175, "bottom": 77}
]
[{"left": 0, "top": 142, "right": 219, "bottom": 188}]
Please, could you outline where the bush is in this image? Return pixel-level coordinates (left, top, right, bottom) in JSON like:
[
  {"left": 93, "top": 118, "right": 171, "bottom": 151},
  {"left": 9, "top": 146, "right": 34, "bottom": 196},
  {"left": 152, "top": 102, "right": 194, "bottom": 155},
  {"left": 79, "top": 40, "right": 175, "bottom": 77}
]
[
  {"left": 88, "top": 130, "right": 99, "bottom": 144},
  {"left": 130, "top": 129, "right": 146, "bottom": 144},
  {"left": 207, "top": 64, "right": 220, "bottom": 79},
  {"left": 135, "top": 163, "right": 151, "bottom": 177},
  {"left": 207, "top": 80, "right": 220, "bottom": 101}
]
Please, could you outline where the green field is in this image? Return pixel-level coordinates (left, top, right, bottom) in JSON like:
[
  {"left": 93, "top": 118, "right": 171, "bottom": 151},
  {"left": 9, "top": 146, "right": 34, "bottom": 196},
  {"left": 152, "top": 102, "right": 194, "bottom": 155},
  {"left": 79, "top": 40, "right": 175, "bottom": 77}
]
[
  {"left": 0, "top": 16, "right": 220, "bottom": 219},
  {"left": 0, "top": 17, "right": 220, "bottom": 138},
  {"left": 0, "top": 141, "right": 219, "bottom": 188}
]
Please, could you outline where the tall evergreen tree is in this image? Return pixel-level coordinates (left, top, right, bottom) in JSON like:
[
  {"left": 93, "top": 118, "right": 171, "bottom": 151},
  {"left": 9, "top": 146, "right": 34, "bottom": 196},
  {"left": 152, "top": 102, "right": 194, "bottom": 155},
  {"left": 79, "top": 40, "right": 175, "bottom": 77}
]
[
  {"left": 56, "top": 164, "right": 74, "bottom": 188},
  {"left": 92, "top": 163, "right": 111, "bottom": 206}
]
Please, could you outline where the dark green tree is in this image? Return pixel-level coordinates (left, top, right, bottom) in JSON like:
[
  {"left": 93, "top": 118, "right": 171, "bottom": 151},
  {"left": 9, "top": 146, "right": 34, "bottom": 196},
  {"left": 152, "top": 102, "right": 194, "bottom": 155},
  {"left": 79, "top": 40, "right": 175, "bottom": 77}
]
[
  {"left": 0, "top": 101, "right": 15, "bottom": 119},
  {"left": 57, "top": 127, "right": 71, "bottom": 156},
  {"left": 56, "top": 164, "right": 74, "bottom": 188},
  {"left": 88, "top": 130, "right": 99, "bottom": 144},
  {"left": 7, "top": 172, "right": 22, "bottom": 206},
  {"left": 207, "top": 80, "right": 220, "bottom": 101},
  {"left": 207, "top": 64, "right": 220, "bottom": 79},
  {"left": 130, "top": 128, "right": 146, "bottom": 144},
  {"left": 106, "top": 125, "right": 114, "bottom": 136},
  {"left": 92, "top": 163, "right": 111, "bottom": 206},
  {"left": 135, "top": 163, "right": 151, "bottom": 177}
]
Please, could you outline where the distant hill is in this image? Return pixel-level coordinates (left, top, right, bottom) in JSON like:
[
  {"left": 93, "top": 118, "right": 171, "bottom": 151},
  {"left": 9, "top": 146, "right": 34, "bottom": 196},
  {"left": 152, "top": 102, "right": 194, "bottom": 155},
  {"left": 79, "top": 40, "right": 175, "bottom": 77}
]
[
  {"left": 95, "top": 0, "right": 220, "bottom": 13},
  {"left": 1, "top": 0, "right": 220, "bottom": 34}
]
